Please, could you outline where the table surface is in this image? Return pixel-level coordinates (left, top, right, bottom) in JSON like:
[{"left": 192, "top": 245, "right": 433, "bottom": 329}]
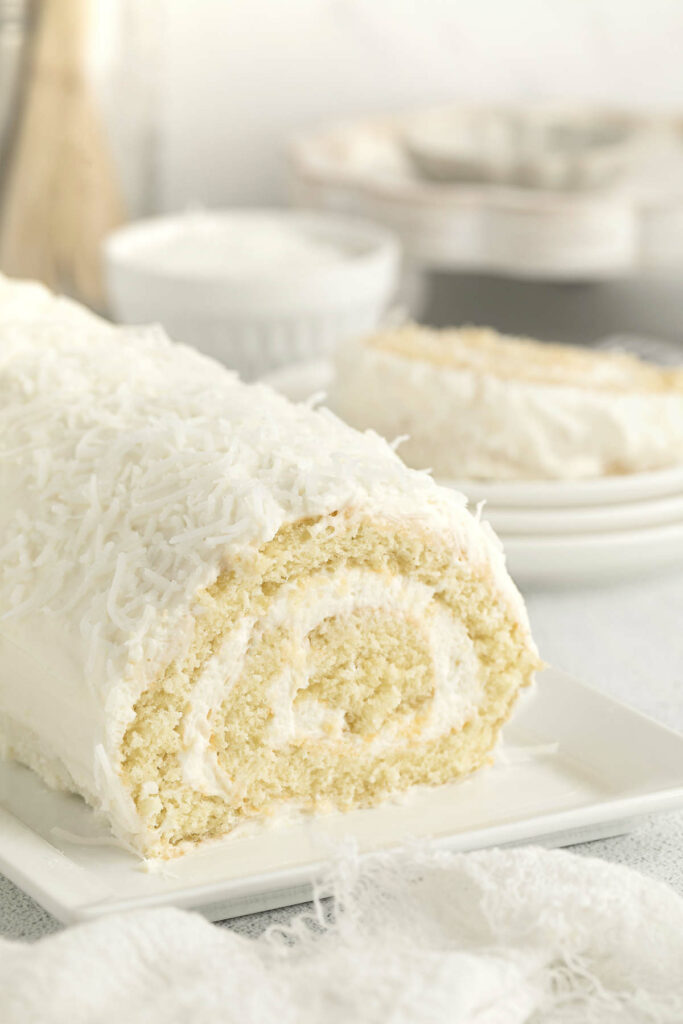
[{"left": 2, "top": 568, "right": 681, "bottom": 943}]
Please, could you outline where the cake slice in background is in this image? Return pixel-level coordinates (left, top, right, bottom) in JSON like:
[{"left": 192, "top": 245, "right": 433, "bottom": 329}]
[{"left": 331, "top": 324, "right": 683, "bottom": 481}]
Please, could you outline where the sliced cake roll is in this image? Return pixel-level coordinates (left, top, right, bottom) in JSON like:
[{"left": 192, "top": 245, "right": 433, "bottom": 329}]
[
  {"left": 331, "top": 325, "right": 683, "bottom": 481},
  {"left": 0, "top": 284, "right": 539, "bottom": 857}
]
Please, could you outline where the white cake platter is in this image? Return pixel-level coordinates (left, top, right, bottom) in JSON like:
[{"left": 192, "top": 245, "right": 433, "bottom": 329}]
[
  {"left": 289, "top": 109, "right": 683, "bottom": 280},
  {"left": 1, "top": 668, "right": 682, "bottom": 925}
]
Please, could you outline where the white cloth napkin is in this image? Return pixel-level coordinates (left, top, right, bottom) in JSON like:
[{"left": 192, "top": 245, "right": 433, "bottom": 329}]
[{"left": 1, "top": 845, "right": 682, "bottom": 1023}]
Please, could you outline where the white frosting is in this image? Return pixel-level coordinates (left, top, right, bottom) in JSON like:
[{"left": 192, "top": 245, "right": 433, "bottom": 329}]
[
  {"left": 330, "top": 333, "right": 683, "bottom": 481},
  {"left": 0, "top": 276, "right": 529, "bottom": 849}
]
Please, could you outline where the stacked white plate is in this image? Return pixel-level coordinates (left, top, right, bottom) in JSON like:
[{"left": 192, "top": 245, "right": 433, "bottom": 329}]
[
  {"left": 263, "top": 360, "right": 683, "bottom": 588},
  {"left": 447, "top": 470, "right": 683, "bottom": 587}
]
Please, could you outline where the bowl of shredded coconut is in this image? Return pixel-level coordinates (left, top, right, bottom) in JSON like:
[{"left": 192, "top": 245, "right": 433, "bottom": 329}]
[{"left": 104, "top": 208, "right": 399, "bottom": 380}]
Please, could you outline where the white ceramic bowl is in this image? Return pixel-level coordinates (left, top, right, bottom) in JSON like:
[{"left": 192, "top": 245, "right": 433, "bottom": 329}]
[{"left": 103, "top": 209, "right": 400, "bottom": 380}]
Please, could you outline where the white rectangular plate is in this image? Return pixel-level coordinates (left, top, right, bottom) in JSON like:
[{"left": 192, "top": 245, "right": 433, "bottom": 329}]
[{"left": 1, "top": 667, "right": 682, "bottom": 925}]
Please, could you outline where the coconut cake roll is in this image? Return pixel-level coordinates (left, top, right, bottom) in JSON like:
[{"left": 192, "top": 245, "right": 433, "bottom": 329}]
[
  {"left": 331, "top": 324, "right": 683, "bottom": 481},
  {"left": 0, "top": 271, "right": 105, "bottom": 328},
  {"left": 0, "top": 287, "right": 539, "bottom": 857}
]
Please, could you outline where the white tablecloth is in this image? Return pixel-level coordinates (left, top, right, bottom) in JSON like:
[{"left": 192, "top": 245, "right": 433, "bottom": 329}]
[{"left": 2, "top": 570, "right": 682, "bottom": 942}]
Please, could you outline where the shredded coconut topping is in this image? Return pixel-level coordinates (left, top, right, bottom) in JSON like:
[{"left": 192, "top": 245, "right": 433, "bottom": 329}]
[{"left": 0, "top": 284, "right": 505, "bottom": 695}]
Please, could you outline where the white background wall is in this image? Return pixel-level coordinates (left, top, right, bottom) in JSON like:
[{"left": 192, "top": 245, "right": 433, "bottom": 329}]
[
  {"left": 156, "top": 0, "right": 683, "bottom": 211},
  {"left": 94, "top": 0, "right": 683, "bottom": 215}
]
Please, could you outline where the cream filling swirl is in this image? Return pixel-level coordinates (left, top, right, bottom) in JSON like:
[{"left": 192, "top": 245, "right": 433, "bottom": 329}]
[{"left": 178, "top": 568, "right": 481, "bottom": 798}]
